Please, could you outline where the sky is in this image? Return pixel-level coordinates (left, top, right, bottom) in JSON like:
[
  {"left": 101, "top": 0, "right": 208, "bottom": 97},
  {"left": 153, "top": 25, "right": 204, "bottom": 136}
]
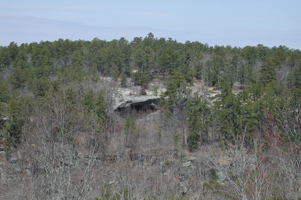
[{"left": 1, "top": 0, "right": 301, "bottom": 49}]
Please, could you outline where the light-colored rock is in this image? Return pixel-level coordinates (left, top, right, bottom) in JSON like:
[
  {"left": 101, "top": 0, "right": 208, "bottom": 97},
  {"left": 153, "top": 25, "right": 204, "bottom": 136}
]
[
  {"left": 10, "top": 156, "right": 19, "bottom": 163},
  {"left": 180, "top": 182, "right": 188, "bottom": 194},
  {"left": 182, "top": 161, "right": 191, "bottom": 167},
  {"left": 114, "top": 95, "right": 160, "bottom": 110},
  {"left": 108, "top": 180, "right": 117, "bottom": 185},
  {"left": 217, "top": 171, "right": 226, "bottom": 183},
  {"left": 186, "top": 157, "right": 197, "bottom": 161}
]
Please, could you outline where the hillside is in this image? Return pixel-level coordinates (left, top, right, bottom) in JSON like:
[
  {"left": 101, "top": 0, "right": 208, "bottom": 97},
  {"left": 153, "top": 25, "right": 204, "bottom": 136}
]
[{"left": 0, "top": 35, "right": 301, "bottom": 199}]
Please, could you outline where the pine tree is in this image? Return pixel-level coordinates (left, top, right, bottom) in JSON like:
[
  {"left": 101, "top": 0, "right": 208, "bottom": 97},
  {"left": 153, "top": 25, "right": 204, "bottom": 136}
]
[
  {"left": 0, "top": 79, "right": 10, "bottom": 103},
  {"left": 213, "top": 79, "right": 242, "bottom": 140},
  {"left": 124, "top": 116, "right": 139, "bottom": 148},
  {"left": 81, "top": 89, "right": 95, "bottom": 112},
  {"left": 120, "top": 73, "right": 127, "bottom": 88},
  {"left": 95, "top": 93, "right": 107, "bottom": 124},
  {"left": 260, "top": 59, "right": 276, "bottom": 87},
  {"left": 4, "top": 97, "right": 25, "bottom": 147},
  {"left": 160, "top": 71, "right": 187, "bottom": 116},
  {"left": 186, "top": 93, "right": 211, "bottom": 150},
  {"left": 293, "top": 64, "right": 301, "bottom": 89}
]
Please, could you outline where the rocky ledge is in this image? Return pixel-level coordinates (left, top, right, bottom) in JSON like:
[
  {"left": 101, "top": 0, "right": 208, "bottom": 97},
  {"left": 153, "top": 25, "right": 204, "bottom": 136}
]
[{"left": 114, "top": 95, "right": 160, "bottom": 111}]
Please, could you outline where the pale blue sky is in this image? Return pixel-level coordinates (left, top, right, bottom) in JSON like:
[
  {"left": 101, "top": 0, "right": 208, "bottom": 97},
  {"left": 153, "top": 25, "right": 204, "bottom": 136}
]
[{"left": 1, "top": 0, "right": 300, "bottom": 49}]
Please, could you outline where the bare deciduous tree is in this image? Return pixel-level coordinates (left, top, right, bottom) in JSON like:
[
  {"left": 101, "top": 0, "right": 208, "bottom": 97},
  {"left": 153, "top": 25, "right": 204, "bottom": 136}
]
[{"left": 3, "top": 90, "right": 105, "bottom": 199}]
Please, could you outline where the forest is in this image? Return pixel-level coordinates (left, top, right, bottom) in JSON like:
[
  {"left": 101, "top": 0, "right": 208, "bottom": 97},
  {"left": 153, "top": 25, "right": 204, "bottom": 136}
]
[{"left": 0, "top": 33, "right": 301, "bottom": 199}]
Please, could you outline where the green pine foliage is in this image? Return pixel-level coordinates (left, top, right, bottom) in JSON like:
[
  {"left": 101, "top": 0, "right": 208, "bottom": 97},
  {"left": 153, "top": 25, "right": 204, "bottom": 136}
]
[
  {"left": 260, "top": 58, "right": 277, "bottom": 87},
  {"left": 29, "top": 78, "right": 50, "bottom": 97},
  {"left": 0, "top": 34, "right": 299, "bottom": 152},
  {"left": 186, "top": 93, "right": 211, "bottom": 150},
  {"left": 292, "top": 63, "right": 301, "bottom": 89},
  {"left": 120, "top": 73, "right": 127, "bottom": 88},
  {"left": 213, "top": 79, "right": 243, "bottom": 140},
  {"left": 10, "top": 66, "right": 29, "bottom": 89},
  {"left": 0, "top": 79, "right": 10, "bottom": 103},
  {"left": 124, "top": 116, "right": 139, "bottom": 148},
  {"left": 4, "top": 96, "right": 29, "bottom": 148},
  {"left": 131, "top": 71, "right": 150, "bottom": 86},
  {"left": 95, "top": 92, "right": 107, "bottom": 124},
  {"left": 65, "top": 87, "right": 77, "bottom": 105},
  {"left": 81, "top": 89, "right": 95, "bottom": 112},
  {"left": 0, "top": 34, "right": 301, "bottom": 198},
  {"left": 160, "top": 71, "right": 187, "bottom": 116},
  {"left": 80, "top": 89, "right": 107, "bottom": 125}
]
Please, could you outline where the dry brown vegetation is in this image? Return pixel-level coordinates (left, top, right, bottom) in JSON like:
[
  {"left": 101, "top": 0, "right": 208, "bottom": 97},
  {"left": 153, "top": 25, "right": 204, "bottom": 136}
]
[{"left": 0, "top": 77, "right": 300, "bottom": 200}]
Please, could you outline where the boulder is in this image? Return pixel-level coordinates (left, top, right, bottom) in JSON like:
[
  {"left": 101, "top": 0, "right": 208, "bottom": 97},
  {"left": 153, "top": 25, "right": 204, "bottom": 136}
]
[{"left": 114, "top": 95, "right": 160, "bottom": 111}]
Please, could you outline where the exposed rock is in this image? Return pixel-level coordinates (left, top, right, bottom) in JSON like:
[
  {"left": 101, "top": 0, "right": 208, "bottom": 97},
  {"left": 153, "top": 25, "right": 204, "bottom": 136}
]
[
  {"left": 114, "top": 95, "right": 160, "bottom": 111},
  {"left": 233, "top": 81, "right": 242, "bottom": 88},
  {"left": 219, "top": 154, "right": 231, "bottom": 166},
  {"left": 217, "top": 171, "right": 226, "bottom": 183},
  {"left": 182, "top": 161, "right": 191, "bottom": 167},
  {"left": 186, "top": 157, "right": 197, "bottom": 162},
  {"left": 10, "top": 156, "right": 19, "bottom": 163},
  {"left": 108, "top": 180, "right": 117, "bottom": 185},
  {"left": 180, "top": 182, "right": 188, "bottom": 194},
  {"left": 160, "top": 162, "right": 166, "bottom": 173}
]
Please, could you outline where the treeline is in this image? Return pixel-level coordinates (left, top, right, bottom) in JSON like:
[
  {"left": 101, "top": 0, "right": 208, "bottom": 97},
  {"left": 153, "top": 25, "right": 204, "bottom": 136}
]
[{"left": 1, "top": 32, "right": 301, "bottom": 91}]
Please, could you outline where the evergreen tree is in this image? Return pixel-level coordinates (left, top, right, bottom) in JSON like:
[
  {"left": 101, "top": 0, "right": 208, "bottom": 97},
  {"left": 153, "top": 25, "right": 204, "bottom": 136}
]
[
  {"left": 0, "top": 79, "right": 10, "bottom": 103},
  {"left": 81, "top": 89, "right": 95, "bottom": 112},
  {"left": 159, "top": 46, "right": 179, "bottom": 77},
  {"left": 195, "top": 62, "right": 203, "bottom": 80},
  {"left": 186, "top": 93, "right": 211, "bottom": 150},
  {"left": 8, "top": 42, "right": 19, "bottom": 62},
  {"left": 160, "top": 71, "right": 187, "bottom": 116},
  {"left": 10, "top": 66, "right": 29, "bottom": 89},
  {"left": 260, "top": 59, "right": 276, "bottom": 87},
  {"left": 4, "top": 97, "right": 25, "bottom": 147},
  {"left": 0, "top": 47, "right": 12, "bottom": 67},
  {"left": 65, "top": 87, "right": 77, "bottom": 107},
  {"left": 29, "top": 78, "right": 50, "bottom": 97},
  {"left": 213, "top": 79, "right": 242, "bottom": 140},
  {"left": 292, "top": 63, "right": 301, "bottom": 89},
  {"left": 95, "top": 93, "right": 107, "bottom": 124},
  {"left": 124, "top": 116, "right": 139, "bottom": 148},
  {"left": 120, "top": 73, "right": 127, "bottom": 88}
]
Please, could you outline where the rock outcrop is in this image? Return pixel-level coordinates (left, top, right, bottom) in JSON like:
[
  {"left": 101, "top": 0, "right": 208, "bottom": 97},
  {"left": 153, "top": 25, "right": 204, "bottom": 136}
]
[{"left": 114, "top": 95, "right": 160, "bottom": 111}]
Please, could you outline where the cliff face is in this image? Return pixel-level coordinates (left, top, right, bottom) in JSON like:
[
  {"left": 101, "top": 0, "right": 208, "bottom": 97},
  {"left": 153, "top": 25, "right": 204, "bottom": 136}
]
[{"left": 114, "top": 95, "right": 160, "bottom": 111}]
